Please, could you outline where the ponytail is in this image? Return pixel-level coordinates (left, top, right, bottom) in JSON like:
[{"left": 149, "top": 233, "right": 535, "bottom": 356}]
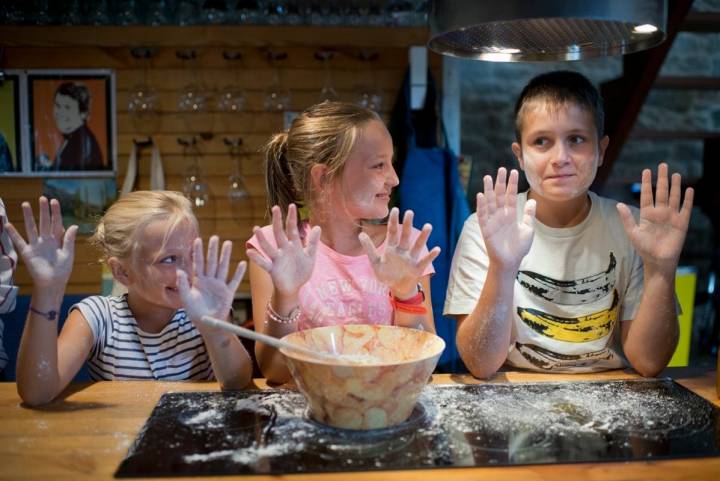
[{"left": 264, "top": 132, "right": 298, "bottom": 221}]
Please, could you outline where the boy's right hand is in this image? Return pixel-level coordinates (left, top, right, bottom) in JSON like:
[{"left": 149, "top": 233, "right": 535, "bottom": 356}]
[
  {"left": 476, "top": 168, "right": 536, "bottom": 270},
  {"left": 246, "top": 203, "right": 321, "bottom": 298},
  {"left": 5, "top": 197, "right": 77, "bottom": 288}
]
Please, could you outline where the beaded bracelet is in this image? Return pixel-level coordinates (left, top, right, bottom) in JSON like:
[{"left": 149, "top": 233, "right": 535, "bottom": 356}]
[{"left": 265, "top": 302, "right": 303, "bottom": 325}]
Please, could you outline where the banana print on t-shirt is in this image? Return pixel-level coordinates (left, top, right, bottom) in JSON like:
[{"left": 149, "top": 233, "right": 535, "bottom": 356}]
[{"left": 514, "top": 252, "right": 620, "bottom": 369}]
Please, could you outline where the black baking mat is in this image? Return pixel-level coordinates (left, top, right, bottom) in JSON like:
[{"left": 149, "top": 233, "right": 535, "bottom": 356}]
[{"left": 115, "top": 379, "right": 720, "bottom": 477}]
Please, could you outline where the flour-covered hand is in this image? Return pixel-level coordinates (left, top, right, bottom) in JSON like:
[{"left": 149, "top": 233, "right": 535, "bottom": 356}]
[
  {"left": 177, "top": 236, "right": 246, "bottom": 326},
  {"left": 5, "top": 196, "right": 77, "bottom": 289},
  {"left": 246, "top": 204, "right": 320, "bottom": 298},
  {"left": 359, "top": 208, "right": 440, "bottom": 299},
  {"left": 617, "top": 162, "right": 693, "bottom": 272},
  {"left": 476, "top": 168, "right": 535, "bottom": 270}
]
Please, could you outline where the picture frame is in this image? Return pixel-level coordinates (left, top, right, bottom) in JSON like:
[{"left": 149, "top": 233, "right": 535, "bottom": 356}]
[
  {"left": 0, "top": 69, "right": 116, "bottom": 177},
  {"left": 0, "top": 73, "right": 22, "bottom": 174}
]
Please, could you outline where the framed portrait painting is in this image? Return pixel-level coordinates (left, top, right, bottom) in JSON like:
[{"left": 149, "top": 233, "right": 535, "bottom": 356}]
[
  {"left": 0, "top": 73, "right": 22, "bottom": 173},
  {"left": 28, "top": 70, "right": 116, "bottom": 176}
]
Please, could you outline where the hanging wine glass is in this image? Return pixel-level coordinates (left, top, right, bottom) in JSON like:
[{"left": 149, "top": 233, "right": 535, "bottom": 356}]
[
  {"left": 117, "top": 0, "right": 139, "bottom": 25},
  {"left": 316, "top": 49, "right": 339, "bottom": 103},
  {"left": 235, "top": 0, "right": 262, "bottom": 24},
  {"left": 263, "top": 50, "right": 291, "bottom": 111},
  {"left": 59, "top": 0, "right": 81, "bottom": 25},
  {"left": 217, "top": 51, "right": 246, "bottom": 113},
  {"left": 128, "top": 48, "right": 160, "bottom": 133},
  {"left": 354, "top": 50, "right": 383, "bottom": 111},
  {"left": 224, "top": 137, "right": 252, "bottom": 221},
  {"left": 177, "top": 49, "right": 214, "bottom": 134},
  {"left": 202, "top": 0, "right": 228, "bottom": 24},
  {"left": 180, "top": 137, "right": 211, "bottom": 209}
]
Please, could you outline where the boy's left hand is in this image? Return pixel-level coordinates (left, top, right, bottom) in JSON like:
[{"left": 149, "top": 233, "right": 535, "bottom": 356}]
[
  {"left": 617, "top": 163, "right": 694, "bottom": 272},
  {"left": 359, "top": 207, "right": 441, "bottom": 299},
  {"left": 177, "top": 236, "right": 246, "bottom": 329}
]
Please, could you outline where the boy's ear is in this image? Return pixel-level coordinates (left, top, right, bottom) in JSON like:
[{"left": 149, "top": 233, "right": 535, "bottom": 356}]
[
  {"left": 598, "top": 135, "right": 610, "bottom": 166},
  {"left": 511, "top": 142, "right": 524, "bottom": 170},
  {"left": 310, "top": 163, "right": 328, "bottom": 191},
  {"left": 107, "top": 257, "right": 131, "bottom": 286}
]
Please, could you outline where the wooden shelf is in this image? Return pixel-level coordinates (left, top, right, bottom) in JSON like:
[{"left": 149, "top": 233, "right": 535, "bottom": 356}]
[
  {"left": 0, "top": 25, "right": 431, "bottom": 48},
  {"left": 680, "top": 11, "right": 720, "bottom": 32},
  {"left": 654, "top": 76, "right": 720, "bottom": 90},
  {"left": 630, "top": 129, "right": 720, "bottom": 140}
]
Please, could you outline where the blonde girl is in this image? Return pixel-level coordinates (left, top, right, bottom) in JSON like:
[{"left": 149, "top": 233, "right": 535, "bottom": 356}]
[
  {"left": 7, "top": 191, "right": 252, "bottom": 406},
  {"left": 247, "top": 101, "right": 441, "bottom": 383}
]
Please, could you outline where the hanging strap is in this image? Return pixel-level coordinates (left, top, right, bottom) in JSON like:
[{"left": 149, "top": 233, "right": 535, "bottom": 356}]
[
  {"left": 120, "top": 142, "right": 138, "bottom": 196},
  {"left": 149, "top": 142, "right": 165, "bottom": 191},
  {"left": 120, "top": 139, "right": 165, "bottom": 195}
]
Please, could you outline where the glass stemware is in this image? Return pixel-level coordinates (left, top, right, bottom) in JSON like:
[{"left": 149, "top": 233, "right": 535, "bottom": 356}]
[
  {"left": 354, "top": 50, "right": 383, "bottom": 111},
  {"left": 316, "top": 50, "right": 339, "bottom": 103},
  {"left": 177, "top": 50, "right": 214, "bottom": 134},
  {"left": 180, "top": 138, "right": 211, "bottom": 209},
  {"left": 263, "top": 50, "right": 291, "bottom": 111},
  {"left": 235, "top": 0, "right": 263, "bottom": 24},
  {"left": 225, "top": 137, "right": 252, "bottom": 221},
  {"left": 217, "top": 51, "right": 246, "bottom": 113},
  {"left": 87, "top": 0, "right": 110, "bottom": 25},
  {"left": 128, "top": 48, "right": 160, "bottom": 133},
  {"left": 202, "top": 0, "right": 228, "bottom": 24}
]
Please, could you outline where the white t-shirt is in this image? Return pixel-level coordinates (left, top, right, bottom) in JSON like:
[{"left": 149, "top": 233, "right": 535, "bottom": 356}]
[{"left": 444, "top": 191, "right": 644, "bottom": 373}]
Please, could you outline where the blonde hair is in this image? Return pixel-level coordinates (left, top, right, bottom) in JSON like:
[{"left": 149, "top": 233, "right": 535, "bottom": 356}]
[
  {"left": 264, "top": 101, "right": 381, "bottom": 223},
  {"left": 89, "top": 190, "right": 198, "bottom": 262}
]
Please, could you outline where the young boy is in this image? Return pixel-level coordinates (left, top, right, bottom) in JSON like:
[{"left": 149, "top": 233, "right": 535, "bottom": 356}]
[{"left": 444, "top": 70, "right": 693, "bottom": 378}]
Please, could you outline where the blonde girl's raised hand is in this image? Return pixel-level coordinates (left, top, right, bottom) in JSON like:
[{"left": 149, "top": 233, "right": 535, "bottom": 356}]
[
  {"left": 617, "top": 162, "right": 694, "bottom": 272},
  {"left": 359, "top": 207, "right": 441, "bottom": 299},
  {"left": 177, "top": 235, "right": 253, "bottom": 389},
  {"left": 176, "top": 236, "right": 246, "bottom": 325},
  {"left": 246, "top": 203, "right": 321, "bottom": 298},
  {"left": 476, "top": 168, "right": 536, "bottom": 271},
  {"left": 5, "top": 196, "right": 78, "bottom": 288}
]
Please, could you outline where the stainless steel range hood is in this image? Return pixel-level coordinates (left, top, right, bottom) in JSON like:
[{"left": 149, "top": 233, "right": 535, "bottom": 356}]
[{"left": 428, "top": 0, "right": 668, "bottom": 61}]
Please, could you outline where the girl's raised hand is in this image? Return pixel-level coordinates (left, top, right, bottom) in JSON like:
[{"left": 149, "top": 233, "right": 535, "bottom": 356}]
[
  {"left": 617, "top": 163, "right": 693, "bottom": 272},
  {"left": 5, "top": 196, "right": 77, "bottom": 288},
  {"left": 177, "top": 236, "right": 246, "bottom": 324},
  {"left": 246, "top": 204, "right": 321, "bottom": 298},
  {"left": 476, "top": 168, "right": 536, "bottom": 270},
  {"left": 359, "top": 208, "right": 441, "bottom": 299}
]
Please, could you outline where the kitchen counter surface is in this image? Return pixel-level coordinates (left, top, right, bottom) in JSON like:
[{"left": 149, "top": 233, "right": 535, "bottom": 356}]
[{"left": 1, "top": 368, "right": 718, "bottom": 481}]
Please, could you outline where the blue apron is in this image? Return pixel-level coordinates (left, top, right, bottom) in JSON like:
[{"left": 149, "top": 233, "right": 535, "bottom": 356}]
[{"left": 395, "top": 71, "right": 470, "bottom": 372}]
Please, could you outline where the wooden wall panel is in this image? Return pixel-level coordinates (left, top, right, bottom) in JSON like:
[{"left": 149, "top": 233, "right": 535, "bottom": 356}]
[{"left": 0, "top": 26, "right": 442, "bottom": 296}]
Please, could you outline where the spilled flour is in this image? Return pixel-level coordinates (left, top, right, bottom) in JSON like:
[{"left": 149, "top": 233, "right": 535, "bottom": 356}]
[{"left": 117, "top": 379, "right": 719, "bottom": 476}]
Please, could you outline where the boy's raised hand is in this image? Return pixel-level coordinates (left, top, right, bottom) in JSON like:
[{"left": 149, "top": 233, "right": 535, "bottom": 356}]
[
  {"left": 476, "top": 168, "right": 536, "bottom": 270},
  {"left": 5, "top": 196, "right": 77, "bottom": 288},
  {"left": 177, "top": 236, "right": 246, "bottom": 324},
  {"left": 617, "top": 163, "right": 693, "bottom": 271},
  {"left": 359, "top": 207, "right": 441, "bottom": 299},
  {"left": 246, "top": 203, "right": 321, "bottom": 298}
]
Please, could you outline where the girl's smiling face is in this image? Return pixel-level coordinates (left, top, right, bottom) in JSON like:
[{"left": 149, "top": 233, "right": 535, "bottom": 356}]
[
  {"left": 332, "top": 119, "right": 398, "bottom": 220},
  {"left": 512, "top": 99, "right": 609, "bottom": 202},
  {"left": 125, "top": 217, "right": 197, "bottom": 311}
]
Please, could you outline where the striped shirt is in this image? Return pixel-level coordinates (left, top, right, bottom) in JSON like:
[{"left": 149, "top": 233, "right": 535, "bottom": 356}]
[
  {"left": 0, "top": 198, "right": 19, "bottom": 372},
  {"left": 71, "top": 295, "right": 214, "bottom": 381}
]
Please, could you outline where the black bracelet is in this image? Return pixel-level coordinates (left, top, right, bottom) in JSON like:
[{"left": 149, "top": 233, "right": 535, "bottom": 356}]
[{"left": 29, "top": 306, "right": 58, "bottom": 321}]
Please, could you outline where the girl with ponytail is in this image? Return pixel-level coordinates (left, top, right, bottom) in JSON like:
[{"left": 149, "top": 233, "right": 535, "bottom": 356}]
[{"left": 247, "top": 101, "right": 441, "bottom": 383}]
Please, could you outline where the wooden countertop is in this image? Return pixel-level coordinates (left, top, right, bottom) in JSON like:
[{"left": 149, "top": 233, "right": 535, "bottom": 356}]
[{"left": 1, "top": 368, "right": 718, "bottom": 481}]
